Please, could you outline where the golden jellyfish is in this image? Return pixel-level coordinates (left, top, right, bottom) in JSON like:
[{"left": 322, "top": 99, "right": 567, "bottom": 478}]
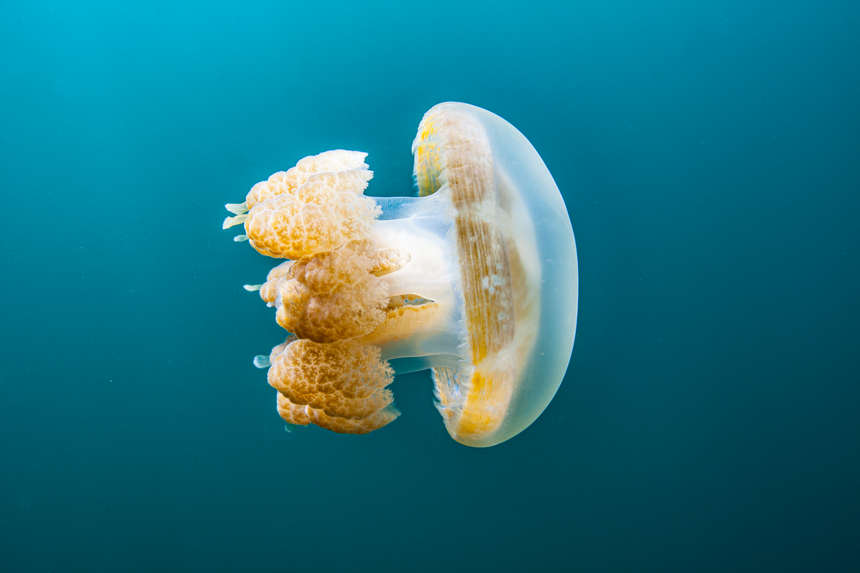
[{"left": 223, "top": 102, "right": 578, "bottom": 447}]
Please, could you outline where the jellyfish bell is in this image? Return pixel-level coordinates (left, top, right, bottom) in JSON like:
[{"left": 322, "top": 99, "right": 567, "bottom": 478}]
[
  {"left": 224, "top": 102, "right": 577, "bottom": 447},
  {"left": 413, "top": 102, "right": 579, "bottom": 446}
]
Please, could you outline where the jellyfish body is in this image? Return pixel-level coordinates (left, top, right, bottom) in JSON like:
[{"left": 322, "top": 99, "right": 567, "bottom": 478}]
[{"left": 224, "top": 102, "right": 577, "bottom": 447}]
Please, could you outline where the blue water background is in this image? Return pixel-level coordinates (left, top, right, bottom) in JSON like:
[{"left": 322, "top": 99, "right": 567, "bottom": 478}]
[{"left": 1, "top": 1, "right": 858, "bottom": 571}]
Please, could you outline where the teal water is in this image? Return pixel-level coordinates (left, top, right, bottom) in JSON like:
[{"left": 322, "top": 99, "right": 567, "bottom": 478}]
[{"left": 2, "top": 1, "right": 858, "bottom": 571}]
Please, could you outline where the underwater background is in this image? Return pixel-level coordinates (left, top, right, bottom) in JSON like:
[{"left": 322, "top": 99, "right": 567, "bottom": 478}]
[{"left": 1, "top": 1, "right": 858, "bottom": 571}]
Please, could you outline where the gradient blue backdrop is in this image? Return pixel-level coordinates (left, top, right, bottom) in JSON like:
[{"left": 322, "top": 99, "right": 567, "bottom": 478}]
[{"left": 1, "top": 1, "right": 858, "bottom": 572}]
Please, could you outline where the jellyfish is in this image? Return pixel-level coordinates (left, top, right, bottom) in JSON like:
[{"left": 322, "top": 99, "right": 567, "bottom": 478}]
[{"left": 223, "top": 102, "right": 577, "bottom": 447}]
